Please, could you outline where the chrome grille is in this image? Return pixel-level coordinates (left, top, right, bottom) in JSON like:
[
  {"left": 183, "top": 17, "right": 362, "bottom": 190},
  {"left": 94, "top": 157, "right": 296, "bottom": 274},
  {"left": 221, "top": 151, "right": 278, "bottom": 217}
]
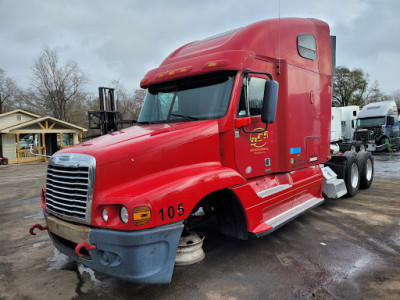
[
  {"left": 354, "top": 129, "right": 372, "bottom": 142},
  {"left": 46, "top": 154, "right": 96, "bottom": 224}
]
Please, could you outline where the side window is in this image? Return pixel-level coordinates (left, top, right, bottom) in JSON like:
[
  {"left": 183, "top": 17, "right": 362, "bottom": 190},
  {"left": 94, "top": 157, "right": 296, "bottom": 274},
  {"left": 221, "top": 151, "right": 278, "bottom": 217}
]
[
  {"left": 297, "top": 34, "right": 316, "bottom": 60},
  {"left": 237, "top": 76, "right": 266, "bottom": 117}
]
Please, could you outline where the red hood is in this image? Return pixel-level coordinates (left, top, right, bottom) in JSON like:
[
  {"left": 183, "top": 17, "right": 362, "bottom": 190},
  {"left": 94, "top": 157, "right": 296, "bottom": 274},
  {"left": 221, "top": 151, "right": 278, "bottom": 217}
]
[{"left": 58, "top": 120, "right": 220, "bottom": 166}]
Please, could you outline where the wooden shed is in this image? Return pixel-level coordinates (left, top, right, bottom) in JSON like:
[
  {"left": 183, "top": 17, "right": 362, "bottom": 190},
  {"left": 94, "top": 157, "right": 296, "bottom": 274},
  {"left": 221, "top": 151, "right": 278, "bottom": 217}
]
[{"left": 0, "top": 109, "right": 87, "bottom": 164}]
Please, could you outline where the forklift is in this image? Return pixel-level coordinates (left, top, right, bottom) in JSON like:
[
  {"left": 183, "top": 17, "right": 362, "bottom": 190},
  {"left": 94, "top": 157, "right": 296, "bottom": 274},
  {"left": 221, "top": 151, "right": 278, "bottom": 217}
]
[{"left": 88, "top": 87, "right": 135, "bottom": 135}]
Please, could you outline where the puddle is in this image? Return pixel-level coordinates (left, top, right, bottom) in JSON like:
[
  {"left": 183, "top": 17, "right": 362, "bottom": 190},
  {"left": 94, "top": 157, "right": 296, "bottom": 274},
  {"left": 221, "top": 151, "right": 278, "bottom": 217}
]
[
  {"left": 47, "top": 248, "right": 71, "bottom": 270},
  {"left": 33, "top": 240, "right": 50, "bottom": 248},
  {"left": 373, "top": 152, "right": 400, "bottom": 179},
  {"left": 24, "top": 211, "right": 43, "bottom": 219},
  {"left": 78, "top": 264, "right": 100, "bottom": 285}
]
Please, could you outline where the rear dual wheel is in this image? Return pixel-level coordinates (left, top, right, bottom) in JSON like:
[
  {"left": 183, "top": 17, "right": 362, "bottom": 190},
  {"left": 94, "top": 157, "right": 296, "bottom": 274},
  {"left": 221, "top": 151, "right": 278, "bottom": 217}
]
[
  {"left": 343, "top": 151, "right": 373, "bottom": 197},
  {"left": 344, "top": 142, "right": 364, "bottom": 153},
  {"left": 344, "top": 151, "right": 360, "bottom": 197},
  {"left": 357, "top": 151, "right": 374, "bottom": 189}
]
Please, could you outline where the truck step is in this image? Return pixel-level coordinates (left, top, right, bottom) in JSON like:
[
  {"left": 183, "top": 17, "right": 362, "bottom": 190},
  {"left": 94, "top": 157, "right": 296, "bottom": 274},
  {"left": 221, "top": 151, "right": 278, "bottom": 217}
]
[
  {"left": 264, "top": 197, "right": 324, "bottom": 230},
  {"left": 321, "top": 166, "right": 347, "bottom": 199}
]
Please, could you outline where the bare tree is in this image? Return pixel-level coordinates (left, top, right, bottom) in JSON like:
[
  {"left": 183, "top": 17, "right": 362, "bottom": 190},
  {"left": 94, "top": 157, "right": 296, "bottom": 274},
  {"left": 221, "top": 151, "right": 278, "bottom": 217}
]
[
  {"left": 364, "top": 80, "right": 389, "bottom": 104},
  {"left": 31, "top": 46, "right": 88, "bottom": 121},
  {"left": 388, "top": 89, "right": 400, "bottom": 108},
  {"left": 112, "top": 80, "right": 146, "bottom": 121},
  {"left": 0, "top": 68, "right": 20, "bottom": 113}
]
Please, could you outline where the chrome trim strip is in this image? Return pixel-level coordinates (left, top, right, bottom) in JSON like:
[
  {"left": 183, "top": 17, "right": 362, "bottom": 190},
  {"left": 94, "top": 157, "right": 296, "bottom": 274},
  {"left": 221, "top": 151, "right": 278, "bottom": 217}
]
[
  {"left": 265, "top": 197, "right": 324, "bottom": 228},
  {"left": 257, "top": 184, "right": 292, "bottom": 198},
  {"left": 47, "top": 177, "right": 88, "bottom": 186},
  {"left": 47, "top": 193, "right": 87, "bottom": 204}
]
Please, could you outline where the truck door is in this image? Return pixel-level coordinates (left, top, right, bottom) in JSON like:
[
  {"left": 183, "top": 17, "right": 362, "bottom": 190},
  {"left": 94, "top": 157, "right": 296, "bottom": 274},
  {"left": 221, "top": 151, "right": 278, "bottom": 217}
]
[{"left": 234, "top": 75, "right": 274, "bottom": 178}]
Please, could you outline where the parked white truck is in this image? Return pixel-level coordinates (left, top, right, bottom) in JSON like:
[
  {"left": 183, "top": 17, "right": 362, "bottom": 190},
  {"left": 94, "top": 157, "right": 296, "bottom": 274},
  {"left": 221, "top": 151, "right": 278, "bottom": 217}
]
[{"left": 331, "top": 106, "right": 363, "bottom": 153}]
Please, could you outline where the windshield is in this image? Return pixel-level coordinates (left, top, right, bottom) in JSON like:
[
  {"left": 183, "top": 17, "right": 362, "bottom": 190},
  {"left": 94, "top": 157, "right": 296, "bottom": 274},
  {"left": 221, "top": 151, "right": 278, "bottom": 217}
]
[
  {"left": 138, "top": 72, "right": 235, "bottom": 124},
  {"left": 357, "top": 117, "right": 386, "bottom": 127}
]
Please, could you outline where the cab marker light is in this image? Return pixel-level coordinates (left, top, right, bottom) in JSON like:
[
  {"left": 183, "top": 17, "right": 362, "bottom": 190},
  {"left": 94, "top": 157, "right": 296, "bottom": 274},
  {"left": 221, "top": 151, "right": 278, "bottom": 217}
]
[
  {"left": 180, "top": 66, "right": 192, "bottom": 73},
  {"left": 204, "top": 60, "right": 230, "bottom": 69}
]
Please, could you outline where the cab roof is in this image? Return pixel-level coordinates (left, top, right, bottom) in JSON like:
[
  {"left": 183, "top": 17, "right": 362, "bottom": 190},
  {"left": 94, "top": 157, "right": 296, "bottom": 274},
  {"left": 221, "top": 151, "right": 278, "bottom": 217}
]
[{"left": 141, "top": 18, "right": 332, "bottom": 88}]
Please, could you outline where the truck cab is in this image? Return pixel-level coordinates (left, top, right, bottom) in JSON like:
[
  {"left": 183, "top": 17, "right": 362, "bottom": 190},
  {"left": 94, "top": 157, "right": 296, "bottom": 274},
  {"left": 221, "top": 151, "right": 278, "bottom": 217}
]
[
  {"left": 355, "top": 100, "right": 400, "bottom": 151},
  {"left": 30, "top": 18, "right": 371, "bottom": 284}
]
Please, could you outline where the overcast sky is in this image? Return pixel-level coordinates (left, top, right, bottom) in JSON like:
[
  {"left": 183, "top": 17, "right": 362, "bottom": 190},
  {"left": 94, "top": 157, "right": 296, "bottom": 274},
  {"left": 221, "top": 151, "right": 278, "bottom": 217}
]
[{"left": 1, "top": 0, "right": 399, "bottom": 95}]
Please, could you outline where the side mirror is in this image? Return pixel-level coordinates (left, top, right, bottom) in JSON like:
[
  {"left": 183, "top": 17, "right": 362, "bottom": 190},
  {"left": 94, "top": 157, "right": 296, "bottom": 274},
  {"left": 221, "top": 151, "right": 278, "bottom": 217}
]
[{"left": 261, "top": 80, "right": 279, "bottom": 124}]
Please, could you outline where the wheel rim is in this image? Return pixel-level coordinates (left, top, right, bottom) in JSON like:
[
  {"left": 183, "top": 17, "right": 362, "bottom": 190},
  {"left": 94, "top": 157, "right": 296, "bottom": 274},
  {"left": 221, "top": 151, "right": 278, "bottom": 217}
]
[
  {"left": 351, "top": 145, "right": 356, "bottom": 152},
  {"left": 366, "top": 158, "right": 373, "bottom": 181},
  {"left": 351, "top": 163, "right": 359, "bottom": 188},
  {"left": 360, "top": 144, "right": 365, "bottom": 151}
]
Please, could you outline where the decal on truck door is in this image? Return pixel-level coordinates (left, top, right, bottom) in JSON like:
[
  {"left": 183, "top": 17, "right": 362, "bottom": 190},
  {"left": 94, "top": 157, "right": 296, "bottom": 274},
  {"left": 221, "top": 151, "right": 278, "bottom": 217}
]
[{"left": 250, "top": 130, "right": 269, "bottom": 148}]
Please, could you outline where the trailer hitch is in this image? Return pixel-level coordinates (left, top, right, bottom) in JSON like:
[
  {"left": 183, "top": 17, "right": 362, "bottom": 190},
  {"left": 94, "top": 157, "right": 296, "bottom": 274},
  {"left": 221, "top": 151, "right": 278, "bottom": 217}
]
[
  {"left": 29, "top": 224, "right": 48, "bottom": 235},
  {"left": 75, "top": 242, "right": 97, "bottom": 257}
]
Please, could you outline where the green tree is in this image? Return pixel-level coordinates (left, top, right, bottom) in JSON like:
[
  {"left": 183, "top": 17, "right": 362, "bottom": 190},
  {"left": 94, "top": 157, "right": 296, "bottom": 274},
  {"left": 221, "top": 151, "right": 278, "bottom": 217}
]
[
  {"left": 332, "top": 66, "right": 387, "bottom": 107},
  {"left": 332, "top": 66, "right": 368, "bottom": 107}
]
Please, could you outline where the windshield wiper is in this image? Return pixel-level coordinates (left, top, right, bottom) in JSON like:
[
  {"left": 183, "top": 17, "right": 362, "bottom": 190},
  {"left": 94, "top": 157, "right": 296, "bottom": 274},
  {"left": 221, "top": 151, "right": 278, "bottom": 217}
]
[
  {"left": 136, "top": 121, "right": 155, "bottom": 125},
  {"left": 169, "top": 113, "right": 199, "bottom": 121}
]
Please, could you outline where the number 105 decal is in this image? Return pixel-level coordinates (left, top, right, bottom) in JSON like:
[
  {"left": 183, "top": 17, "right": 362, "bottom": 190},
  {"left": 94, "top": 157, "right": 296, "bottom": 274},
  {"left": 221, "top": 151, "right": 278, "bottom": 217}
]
[{"left": 158, "top": 203, "right": 184, "bottom": 221}]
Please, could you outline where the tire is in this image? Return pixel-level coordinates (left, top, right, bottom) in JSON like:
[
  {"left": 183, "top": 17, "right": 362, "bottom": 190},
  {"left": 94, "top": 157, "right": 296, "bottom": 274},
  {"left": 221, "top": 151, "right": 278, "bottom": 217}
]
[
  {"left": 357, "top": 151, "right": 374, "bottom": 189},
  {"left": 359, "top": 143, "right": 366, "bottom": 152},
  {"left": 349, "top": 143, "right": 357, "bottom": 152},
  {"left": 343, "top": 151, "right": 360, "bottom": 197},
  {"left": 355, "top": 141, "right": 363, "bottom": 152},
  {"left": 1, "top": 159, "right": 7, "bottom": 165},
  {"left": 339, "top": 144, "right": 348, "bottom": 153},
  {"left": 377, "top": 136, "right": 388, "bottom": 145}
]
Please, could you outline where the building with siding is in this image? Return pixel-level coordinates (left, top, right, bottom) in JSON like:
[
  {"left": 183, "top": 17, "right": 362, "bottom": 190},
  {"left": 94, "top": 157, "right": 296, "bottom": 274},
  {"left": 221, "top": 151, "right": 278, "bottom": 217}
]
[{"left": 0, "top": 109, "right": 87, "bottom": 164}]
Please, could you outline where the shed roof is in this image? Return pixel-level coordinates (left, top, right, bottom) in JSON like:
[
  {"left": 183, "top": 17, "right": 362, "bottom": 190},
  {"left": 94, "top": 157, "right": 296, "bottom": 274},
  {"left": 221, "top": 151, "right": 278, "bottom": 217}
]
[
  {"left": 0, "top": 109, "right": 40, "bottom": 119},
  {"left": 0, "top": 115, "right": 87, "bottom": 133}
]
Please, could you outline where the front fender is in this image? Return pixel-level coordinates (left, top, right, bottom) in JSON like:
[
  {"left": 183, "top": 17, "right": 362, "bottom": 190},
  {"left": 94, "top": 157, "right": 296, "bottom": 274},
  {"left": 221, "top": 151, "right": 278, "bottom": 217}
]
[{"left": 94, "top": 162, "right": 245, "bottom": 229}]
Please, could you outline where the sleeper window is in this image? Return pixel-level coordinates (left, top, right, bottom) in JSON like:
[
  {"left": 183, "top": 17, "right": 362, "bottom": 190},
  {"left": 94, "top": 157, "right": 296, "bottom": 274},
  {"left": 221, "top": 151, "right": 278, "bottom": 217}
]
[{"left": 298, "top": 34, "right": 316, "bottom": 60}]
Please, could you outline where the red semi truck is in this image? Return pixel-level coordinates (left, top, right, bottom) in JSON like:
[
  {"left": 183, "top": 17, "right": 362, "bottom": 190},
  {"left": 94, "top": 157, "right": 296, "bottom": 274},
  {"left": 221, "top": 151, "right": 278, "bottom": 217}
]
[{"left": 30, "top": 18, "right": 373, "bottom": 283}]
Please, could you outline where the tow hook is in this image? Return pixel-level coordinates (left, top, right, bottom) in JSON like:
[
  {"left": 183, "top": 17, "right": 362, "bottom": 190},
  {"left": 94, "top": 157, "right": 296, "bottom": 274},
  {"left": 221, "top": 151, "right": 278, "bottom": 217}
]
[
  {"left": 29, "top": 224, "right": 48, "bottom": 235},
  {"left": 75, "top": 242, "right": 97, "bottom": 257}
]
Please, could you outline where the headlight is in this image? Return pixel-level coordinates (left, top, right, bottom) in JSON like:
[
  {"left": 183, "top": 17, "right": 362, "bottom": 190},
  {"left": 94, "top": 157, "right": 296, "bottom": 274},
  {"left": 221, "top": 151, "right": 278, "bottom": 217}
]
[
  {"left": 120, "top": 206, "right": 129, "bottom": 224},
  {"left": 102, "top": 209, "right": 108, "bottom": 222}
]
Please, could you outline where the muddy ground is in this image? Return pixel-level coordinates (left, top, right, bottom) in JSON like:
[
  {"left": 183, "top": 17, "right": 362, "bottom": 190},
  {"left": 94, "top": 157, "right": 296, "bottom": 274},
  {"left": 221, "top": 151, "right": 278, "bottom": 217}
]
[{"left": 0, "top": 153, "right": 399, "bottom": 300}]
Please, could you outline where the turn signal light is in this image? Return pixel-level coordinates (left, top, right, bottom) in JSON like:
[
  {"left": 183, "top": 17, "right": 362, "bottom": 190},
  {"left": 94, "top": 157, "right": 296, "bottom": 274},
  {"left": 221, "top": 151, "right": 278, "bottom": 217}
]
[{"left": 133, "top": 206, "right": 152, "bottom": 226}]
